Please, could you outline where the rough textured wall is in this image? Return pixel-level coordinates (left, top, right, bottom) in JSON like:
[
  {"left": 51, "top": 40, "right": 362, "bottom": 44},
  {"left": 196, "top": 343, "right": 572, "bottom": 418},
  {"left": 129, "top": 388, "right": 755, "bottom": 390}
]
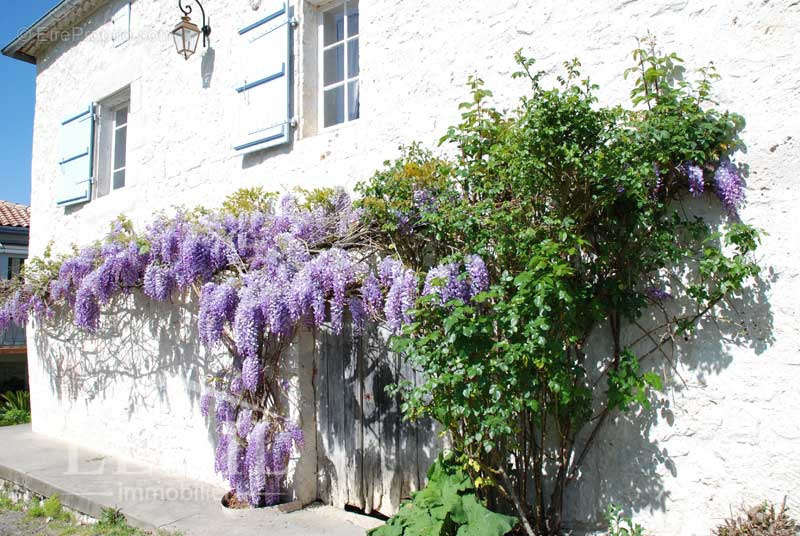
[{"left": 27, "top": 0, "right": 799, "bottom": 533}]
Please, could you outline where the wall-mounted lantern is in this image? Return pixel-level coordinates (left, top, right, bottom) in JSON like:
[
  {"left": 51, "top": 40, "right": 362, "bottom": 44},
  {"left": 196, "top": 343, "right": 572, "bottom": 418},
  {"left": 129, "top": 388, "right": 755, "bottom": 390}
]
[{"left": 172, "top": 0, "right": 211, "bottom": 60}]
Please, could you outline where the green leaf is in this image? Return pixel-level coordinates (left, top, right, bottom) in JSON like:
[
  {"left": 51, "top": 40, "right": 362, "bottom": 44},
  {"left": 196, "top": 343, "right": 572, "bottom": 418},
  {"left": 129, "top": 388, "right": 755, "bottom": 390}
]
[{"left": 456, "top": 495, "right": 518, "bottom": 536}]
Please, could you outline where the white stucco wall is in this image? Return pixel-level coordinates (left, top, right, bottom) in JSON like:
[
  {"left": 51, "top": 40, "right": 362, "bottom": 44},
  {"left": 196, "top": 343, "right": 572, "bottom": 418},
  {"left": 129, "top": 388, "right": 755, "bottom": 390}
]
[{"left": 25, "top": 0, "right": 800, "bottom": 534}]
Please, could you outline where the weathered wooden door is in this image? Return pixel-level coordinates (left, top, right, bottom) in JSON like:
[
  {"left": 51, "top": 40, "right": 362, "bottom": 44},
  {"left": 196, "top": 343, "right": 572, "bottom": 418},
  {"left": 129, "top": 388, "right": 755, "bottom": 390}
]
[{"left": 316, "top": 322, "right": 443, "bottom": 515}]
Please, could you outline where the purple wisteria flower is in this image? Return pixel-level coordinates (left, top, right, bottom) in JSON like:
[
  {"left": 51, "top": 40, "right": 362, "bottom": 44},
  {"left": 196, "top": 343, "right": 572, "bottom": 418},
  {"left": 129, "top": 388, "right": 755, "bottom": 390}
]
[
  {"left": 246, "top": 421, "right": 269, "bottom": 505},
  {"left": 713, "top": 159, "right": 745, "bottom": 215},
  {"left": 385, "top": 268, "right": 418, "bottom": 332},
  {"left": 378, "top": 257, "right": 404, "bottom": 288},
  {"left": 214, "top": 434, "right": 230, "bottom": 474},
  {"left": 215, "top": 398, "right": 236, "bottom": 424},
  {"left": 74, "top": 278, "right": 101, "bottom": 331},
  {"left": 684, "top": 162, "right": 704, "bottom": 197},
  {"left": 143, "top": 263, "right": 176, "bottom": 302},
  {"left": 423, "top": 263, "right": 469, "bottom": 305},
  {"left": 236, "top": 408, "right": 254, "bottom": 439},
  {"left": 234, "top": 287, "right": 265, "bottom": 359},
  {"left": 241, "top": 356, "right": 262, "bottom": 393},
  {"left": 413, "top": 189, "right": 436, "bottom": 212},
  {"left": 465, "top": 255, "right": 489, "bottom": 297},
  {"left": 199, "top": 391, "right": 214, "bottom": 418},
  {"left": 360, "top": 273, "right": 382, "bottom": 317},
  {"left": 198, "top": 282, "right": 239, "bottom": 347},
  {"left": 645, "top": 287, "right": 673, "bottom": 302},
  {"left": 230, "top": 376, "right": 244, "bottom": 396}
]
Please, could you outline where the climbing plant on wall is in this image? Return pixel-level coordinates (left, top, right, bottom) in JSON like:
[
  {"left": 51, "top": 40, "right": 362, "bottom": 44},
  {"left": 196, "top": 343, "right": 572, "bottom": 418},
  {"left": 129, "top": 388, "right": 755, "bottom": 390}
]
[
  {"left": 357, "top": 39, "right": 761, "bottom": 535},
  {"left": 0, "top": 188, "right": 422, "bottom": 507}
]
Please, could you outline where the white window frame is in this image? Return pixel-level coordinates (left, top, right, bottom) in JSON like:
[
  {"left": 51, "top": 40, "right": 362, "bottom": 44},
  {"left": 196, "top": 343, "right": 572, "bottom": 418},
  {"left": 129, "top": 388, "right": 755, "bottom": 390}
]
[
  {"left": 318, "top": 0, "right": 359, "bottom": 131},
  {"left": 93, "top": 87, "right": 130, "bottom": 199}
]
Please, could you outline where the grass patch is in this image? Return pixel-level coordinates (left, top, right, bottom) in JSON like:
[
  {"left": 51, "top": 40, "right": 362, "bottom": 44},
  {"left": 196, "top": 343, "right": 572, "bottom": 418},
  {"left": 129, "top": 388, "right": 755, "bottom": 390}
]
[
  {"left": 0, "top": 493, "right": 21, "bottom": 512},
  {"left": 0, "top": 491, "right": 180, "bottom": 536}
]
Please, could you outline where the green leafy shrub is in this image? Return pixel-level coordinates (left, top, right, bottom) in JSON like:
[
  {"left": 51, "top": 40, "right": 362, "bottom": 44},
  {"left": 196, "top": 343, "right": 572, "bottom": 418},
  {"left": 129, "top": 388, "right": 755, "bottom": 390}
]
[
  {"left": 27, "top": 501, "right": 45, "bottom": 518},
  {"left": 98, "top": 507, "right": 128, "bottom": 527},
  {"left": 42, "top": 494, "right": 71, "bottom": 521},
  {"left": 713, "top": 501, "right": 799, "bottom": 536},
  {"left": 604, "top": 504, "right": 647, "bottom": 536},
  {"left": 0, "top": 408, "right": 31, "bottom": 426},
  {"left": 1, "top": 390, "right": 30, "bottom": 413},
  {"left": 359, "top": 37, "right": 762, "bottom": 535},
  {"left": 369, "top": 454, "right": 517, "bottom": 536},
  {"left": 0, "top": 493, "right": 19, "bottom": 512},
  {"left": 27, "top": 495, "right": 70, "bottom": 521}
]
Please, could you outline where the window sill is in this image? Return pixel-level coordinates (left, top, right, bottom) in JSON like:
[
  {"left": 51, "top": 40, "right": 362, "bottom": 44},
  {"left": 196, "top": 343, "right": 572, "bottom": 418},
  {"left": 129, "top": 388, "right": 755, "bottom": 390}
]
[
  {"left": 92, "top": 185, "right": 127, "bottom": 203},
  {"left": 317, "top": 118, "right": 360, "bottom": 136}
]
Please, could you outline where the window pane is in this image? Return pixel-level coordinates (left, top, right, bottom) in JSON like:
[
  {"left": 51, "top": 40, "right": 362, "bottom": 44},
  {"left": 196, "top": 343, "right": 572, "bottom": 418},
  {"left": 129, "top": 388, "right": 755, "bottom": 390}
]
[
  {"left": 348, "top": 80, "right": 360, "bottom": 121},
  {"left": 323, "top": 5, "right": 345, "bottom": 46},
  {"left": 347, "top": 1, "right": 359, "bottom": 37},
  {"left": 113, "top": 169, "right": 126, "bottom": 190},
  {"left": 115, "top": 106, "right": 128, "bottom": 126},
  {"left": 347, "top": 38, "right": 359, "bottom": 78},
  {"left": 323, "top": 44, "right": 345, "bottom": 86},
  {"left": 324, "top": 85, "right": 345, "bottom": 127},
  {"left": 114, "top": 125, "right": 127, "bottom": 170}
]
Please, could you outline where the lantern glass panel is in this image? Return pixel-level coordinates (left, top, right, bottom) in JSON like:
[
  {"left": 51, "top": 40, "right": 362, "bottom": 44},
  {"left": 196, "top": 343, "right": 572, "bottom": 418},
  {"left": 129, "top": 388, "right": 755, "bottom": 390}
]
[{"left": 172, "top": 19, "right": 201, "bottom": 59}]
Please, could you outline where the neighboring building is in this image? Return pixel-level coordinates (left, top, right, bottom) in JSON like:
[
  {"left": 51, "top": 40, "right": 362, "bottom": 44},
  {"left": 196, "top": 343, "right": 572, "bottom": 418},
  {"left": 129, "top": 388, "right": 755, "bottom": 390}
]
[
  {"left": 0, "top": 201, "right": 30, "bottom": 391},
  {"left": 2, "top": 1, "right": 798, "bottom": 534}
]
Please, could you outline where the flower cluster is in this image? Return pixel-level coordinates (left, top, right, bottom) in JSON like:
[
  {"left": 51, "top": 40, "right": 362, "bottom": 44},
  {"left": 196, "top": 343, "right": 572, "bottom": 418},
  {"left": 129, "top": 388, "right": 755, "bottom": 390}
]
[
  {"left": 644, "top": 286, "right": 673, "bottom": 302},
  {"left": 423, "top": 255, "right": 490, "bottom": 306},
  {"left": 0, "top": 187, "right": 491, "bottom": 508},
  {"left": 684, "top": 162, "right": 705, "bottom": 197},
  {"left": 713, "top": 159, "right": 745, "bottom": 215}
]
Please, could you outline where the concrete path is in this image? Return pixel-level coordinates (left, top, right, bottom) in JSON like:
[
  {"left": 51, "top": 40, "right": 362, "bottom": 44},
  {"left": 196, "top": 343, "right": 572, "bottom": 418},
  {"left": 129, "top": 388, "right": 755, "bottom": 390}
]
[{"left": 0, "top": 424, "right": 383, "bottom": 535}]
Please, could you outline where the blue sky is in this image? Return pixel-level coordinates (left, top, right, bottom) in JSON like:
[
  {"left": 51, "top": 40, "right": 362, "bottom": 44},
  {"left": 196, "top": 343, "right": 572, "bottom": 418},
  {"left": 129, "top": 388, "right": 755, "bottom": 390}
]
[{"left": 0, "top": 1, "right": 61, "bottom": 206}]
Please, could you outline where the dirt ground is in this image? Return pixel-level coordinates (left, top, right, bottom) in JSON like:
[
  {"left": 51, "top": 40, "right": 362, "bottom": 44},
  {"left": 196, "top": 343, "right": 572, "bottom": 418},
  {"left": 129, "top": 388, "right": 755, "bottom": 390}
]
[{"left": 0, "top": 509, "right": 54, "bottom": 536}]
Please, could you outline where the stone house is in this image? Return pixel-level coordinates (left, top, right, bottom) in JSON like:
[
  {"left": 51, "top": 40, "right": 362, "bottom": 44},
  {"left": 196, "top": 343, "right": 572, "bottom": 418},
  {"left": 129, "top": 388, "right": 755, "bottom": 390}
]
[
  {"left": 0, "top": 201, "right": 30, "bottom": 392},
  {"left": 2, "top": 0, "right": 798, "bottom": 534}
]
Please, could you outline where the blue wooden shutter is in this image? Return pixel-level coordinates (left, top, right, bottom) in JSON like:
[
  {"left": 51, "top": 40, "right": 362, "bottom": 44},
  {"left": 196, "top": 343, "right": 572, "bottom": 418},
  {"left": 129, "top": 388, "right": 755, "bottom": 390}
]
[
  {"left": 57, "top": 106, "right": 94, "bottom": 207},
  {"left": 111, "top": 1, "right": 131, "bottom": 47},
  {"left": 235, "top": 1, "right": 292, "bottom": 153}
]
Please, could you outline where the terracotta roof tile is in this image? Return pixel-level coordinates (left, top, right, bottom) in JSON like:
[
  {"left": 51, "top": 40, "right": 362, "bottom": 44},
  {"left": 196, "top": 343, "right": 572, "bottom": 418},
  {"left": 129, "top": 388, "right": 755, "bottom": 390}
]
[{"left": 0, "top": 201, "right": 30, "bottom": 228}]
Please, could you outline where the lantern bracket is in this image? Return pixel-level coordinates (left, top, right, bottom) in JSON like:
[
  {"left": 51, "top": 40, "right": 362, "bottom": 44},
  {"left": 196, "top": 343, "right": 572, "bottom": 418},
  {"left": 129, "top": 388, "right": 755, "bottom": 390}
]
[{"left": 178, "top": 0, "right": 211, "bottom": 47}]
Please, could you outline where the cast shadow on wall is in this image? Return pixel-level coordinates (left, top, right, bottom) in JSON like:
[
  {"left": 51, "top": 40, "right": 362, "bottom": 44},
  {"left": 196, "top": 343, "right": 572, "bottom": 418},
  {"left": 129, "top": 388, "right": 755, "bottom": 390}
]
[
  {"left": 565, "top": 208, "right": 776, "bottom": 532},
  {"left": 32, "top": 292, "right": 225, "bottom": 433}
]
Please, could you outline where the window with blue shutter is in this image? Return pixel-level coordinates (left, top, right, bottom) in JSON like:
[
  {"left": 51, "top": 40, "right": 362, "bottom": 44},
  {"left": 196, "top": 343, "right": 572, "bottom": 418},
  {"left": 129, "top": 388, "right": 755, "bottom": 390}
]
[
  {"left": 235, "top": 1, "right": 293, "bottom": 153},
  {"left": 57, "top": 106, "right": 94, "bottom": 207}
]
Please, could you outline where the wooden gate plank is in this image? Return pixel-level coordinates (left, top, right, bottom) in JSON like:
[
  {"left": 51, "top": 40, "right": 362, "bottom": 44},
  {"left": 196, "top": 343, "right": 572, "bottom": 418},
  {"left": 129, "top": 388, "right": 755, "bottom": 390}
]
[
  {"left": 360, "top": 323, "right": 381, "bottom": 514},
  {"left": 343, "top": 321, "right": 364, "bottom": 510},
  {"left": 315, "top": 321, "right": 443, "bottom": 515}
]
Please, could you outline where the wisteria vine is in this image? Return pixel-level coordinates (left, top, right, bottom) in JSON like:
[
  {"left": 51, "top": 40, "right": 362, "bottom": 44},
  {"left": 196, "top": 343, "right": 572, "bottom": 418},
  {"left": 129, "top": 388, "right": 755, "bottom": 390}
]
[{"left": 0, "top": 188, "right": 489, "bottom": 507}]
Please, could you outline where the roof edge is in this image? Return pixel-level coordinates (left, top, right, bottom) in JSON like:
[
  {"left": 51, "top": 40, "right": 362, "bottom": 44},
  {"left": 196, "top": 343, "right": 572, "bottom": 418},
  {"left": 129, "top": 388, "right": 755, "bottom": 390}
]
[
  {"left": 2, "top": 0, "right": 87, "bottom": 64},
  {"left": 0, "top": 226, "right": 30, "bottom": 234}
]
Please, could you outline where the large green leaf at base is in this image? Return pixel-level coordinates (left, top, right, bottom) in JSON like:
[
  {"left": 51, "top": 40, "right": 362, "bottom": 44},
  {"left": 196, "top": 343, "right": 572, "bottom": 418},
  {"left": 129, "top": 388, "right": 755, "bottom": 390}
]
[{"left": 368, "top": 455, "right": 517, "bottom": 536}]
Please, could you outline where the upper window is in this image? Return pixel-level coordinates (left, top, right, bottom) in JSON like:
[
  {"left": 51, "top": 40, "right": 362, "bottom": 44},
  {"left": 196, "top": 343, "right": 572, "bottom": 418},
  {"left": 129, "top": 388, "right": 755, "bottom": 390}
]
[
  {"left": 95, "top": 88, "right": 130, "bottom": 198},
  {"left": 320, "top": 0, "right": 359, "bottom": 129}
]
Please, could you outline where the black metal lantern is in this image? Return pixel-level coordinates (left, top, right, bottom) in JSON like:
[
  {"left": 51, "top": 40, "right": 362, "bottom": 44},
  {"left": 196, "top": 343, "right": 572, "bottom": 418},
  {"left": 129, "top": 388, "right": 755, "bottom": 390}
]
[{"left": 172, "top": 0, "right": 211, "bottom": 60}]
